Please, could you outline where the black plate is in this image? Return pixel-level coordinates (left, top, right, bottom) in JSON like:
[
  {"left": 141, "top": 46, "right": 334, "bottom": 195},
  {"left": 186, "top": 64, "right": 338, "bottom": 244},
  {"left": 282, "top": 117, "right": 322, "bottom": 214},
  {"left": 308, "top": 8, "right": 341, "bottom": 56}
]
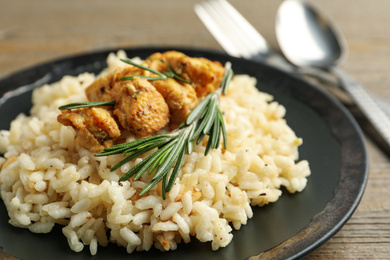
[{"left": 0, "top": 47, "right": 368, "bottom": 260}]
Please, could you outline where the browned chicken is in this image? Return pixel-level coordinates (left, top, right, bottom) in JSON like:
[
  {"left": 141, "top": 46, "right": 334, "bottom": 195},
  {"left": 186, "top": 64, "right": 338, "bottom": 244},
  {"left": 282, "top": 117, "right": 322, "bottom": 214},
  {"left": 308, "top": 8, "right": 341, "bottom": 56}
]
[
  {"left": 113, "top": 78, "right": 169, "bottom": 137},
  {"left": 145, "top": 51, "right": 225, "bottom": 98},
  {"left": 151, "top": 78, "right": 198, "bottom": 127},
  {"left": 58, "top": 51, "right": 225, "bottom": 152},
  {"left": 57, "top": 107, "right": 121, "bottom": 152},
  {"left": 141, "top": 51, "right": 224, "bottom": 126},
  {"left": 85, "top": 66, "right": 142, "bottom": 102}
]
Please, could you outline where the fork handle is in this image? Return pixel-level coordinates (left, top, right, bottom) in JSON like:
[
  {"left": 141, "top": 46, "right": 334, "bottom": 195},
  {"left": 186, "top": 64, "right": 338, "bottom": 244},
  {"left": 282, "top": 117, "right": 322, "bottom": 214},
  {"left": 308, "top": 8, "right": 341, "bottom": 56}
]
[{"left": 333, "top": 67, "right": 390, "bottom": 155}]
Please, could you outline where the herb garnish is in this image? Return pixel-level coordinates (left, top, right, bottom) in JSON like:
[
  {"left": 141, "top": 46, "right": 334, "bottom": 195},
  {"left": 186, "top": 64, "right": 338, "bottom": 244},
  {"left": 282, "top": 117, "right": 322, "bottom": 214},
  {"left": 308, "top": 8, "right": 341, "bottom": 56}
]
[
  {"left": 96, "top": 63, "right": 232, "bottom": 199},
  {"left": 58, "top": 100, "right": 116, "bottom": 110},
  {"left": 58, "top": 58, "right": 233, "bottom": 199},
  {"left": 119, "top": 59, "right": 191, "bottom": 84}
]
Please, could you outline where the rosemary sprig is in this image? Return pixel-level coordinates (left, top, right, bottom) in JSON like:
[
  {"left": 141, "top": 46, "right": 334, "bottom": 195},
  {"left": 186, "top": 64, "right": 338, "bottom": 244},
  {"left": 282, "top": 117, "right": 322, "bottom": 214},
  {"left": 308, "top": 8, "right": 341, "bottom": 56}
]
[
  {"left": 96, "top": 62, "right": 233, "bottom": 198},
  {"left": 119, "top": 58, "right": 191, "bottom": 84}
]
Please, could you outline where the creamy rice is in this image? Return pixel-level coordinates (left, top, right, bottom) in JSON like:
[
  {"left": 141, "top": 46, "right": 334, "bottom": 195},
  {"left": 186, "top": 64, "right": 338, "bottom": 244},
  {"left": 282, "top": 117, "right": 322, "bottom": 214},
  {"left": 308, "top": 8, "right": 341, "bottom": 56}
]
[{"left": 0, "top": 50, "right": 310, "bottom": 254}]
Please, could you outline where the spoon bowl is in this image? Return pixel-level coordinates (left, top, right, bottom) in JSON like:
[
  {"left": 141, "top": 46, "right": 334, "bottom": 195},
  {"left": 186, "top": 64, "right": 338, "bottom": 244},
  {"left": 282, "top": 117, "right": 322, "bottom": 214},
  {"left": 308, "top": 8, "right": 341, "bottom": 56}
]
[{"left": 276, "top": 0, "right": 346, "bottom": 69}]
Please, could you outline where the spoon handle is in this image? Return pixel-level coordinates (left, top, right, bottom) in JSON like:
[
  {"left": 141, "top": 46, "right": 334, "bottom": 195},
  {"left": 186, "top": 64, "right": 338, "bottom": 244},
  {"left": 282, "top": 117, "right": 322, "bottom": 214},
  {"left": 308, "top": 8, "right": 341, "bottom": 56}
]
[{"left": 333, "top": 67, "right": 390, "bottom": 154}]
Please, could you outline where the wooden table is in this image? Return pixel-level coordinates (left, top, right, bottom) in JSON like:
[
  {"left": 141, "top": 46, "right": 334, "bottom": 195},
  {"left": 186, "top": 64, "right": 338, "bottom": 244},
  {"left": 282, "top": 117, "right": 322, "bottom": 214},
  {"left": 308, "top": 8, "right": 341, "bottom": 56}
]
[{"left": 0, "top": 0, "right": 389, "bottom": 259}]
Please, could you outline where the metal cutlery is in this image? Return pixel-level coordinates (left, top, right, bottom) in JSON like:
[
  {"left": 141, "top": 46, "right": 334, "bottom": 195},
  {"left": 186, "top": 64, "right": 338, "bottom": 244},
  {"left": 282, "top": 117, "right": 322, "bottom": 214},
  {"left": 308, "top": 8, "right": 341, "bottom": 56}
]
[{"left": 194, "top": 0, "right": 390, "bottom": 156}]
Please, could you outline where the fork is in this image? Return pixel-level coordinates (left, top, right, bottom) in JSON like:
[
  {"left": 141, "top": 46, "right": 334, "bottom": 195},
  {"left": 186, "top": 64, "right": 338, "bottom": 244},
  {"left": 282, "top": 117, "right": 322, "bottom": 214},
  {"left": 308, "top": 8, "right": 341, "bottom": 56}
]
[
  {"left": 194, "top": 0, "right": 270, "bottom": 59},
  {"left": 194, "top": 0, "right": 299, "bottom": 73},
  {"left": 194, "top": 0, "right": 355, "bottom": 89},
  {"left": 194, "top": 0, "right": 390, "bottom": 155},
  {"left": 194, "top": 0, "right": 390, "bottom": 111},
  {"left": 195, "top": 0, "right": 353, "bottom": 88}
]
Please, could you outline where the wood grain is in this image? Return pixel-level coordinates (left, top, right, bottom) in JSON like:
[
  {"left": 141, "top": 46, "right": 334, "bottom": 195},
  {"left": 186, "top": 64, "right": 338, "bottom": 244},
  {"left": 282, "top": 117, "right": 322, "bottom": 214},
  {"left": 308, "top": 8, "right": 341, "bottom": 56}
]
[{"left": 0, "top": 0, "right": 389, "bottom": 259}]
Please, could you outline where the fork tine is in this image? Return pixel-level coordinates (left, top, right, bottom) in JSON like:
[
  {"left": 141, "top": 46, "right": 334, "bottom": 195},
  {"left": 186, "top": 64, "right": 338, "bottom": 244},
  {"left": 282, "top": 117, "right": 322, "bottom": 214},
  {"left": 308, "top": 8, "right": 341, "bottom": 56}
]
[
  {"left": 195, "top": 0, "right": 253, "bottom": 58},
  {"left": 215, "top": 0, "right": 269, "bottom": 55},
  {"left": 194, "top": 3, "right": 242, "bottom": 57},
  {"left": 195, "top": 0, "right": 270, "bottom": 59},
  {"left": 206, "top": 0, "right": 257, "bottom": 58}
]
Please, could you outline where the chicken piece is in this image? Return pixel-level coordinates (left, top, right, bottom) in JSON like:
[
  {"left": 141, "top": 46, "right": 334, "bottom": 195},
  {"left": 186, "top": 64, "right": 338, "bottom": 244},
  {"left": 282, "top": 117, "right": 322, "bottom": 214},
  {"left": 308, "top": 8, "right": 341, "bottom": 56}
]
[
  {"left": 145, "top": 51, "right": 225, "bottom": 98},
  {"left": 114, "top": 77, "right": 169, "bottom": 137},
  {"left": 85, "top": 66, "right": 143, "bottom": 102},
  {"left": 152, "top": 78, "right": 198, "bottom": 127},
  {"left": 57, "top": 107, "right": 121, "bottom": 152}
]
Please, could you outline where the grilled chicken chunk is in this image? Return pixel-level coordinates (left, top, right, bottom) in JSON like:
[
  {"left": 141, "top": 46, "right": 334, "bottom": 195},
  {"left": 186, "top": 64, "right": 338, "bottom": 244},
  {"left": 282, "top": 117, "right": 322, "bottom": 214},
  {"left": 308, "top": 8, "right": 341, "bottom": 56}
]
[
  {"left": 152, "top": 78, "right": 198, "bottom": 127},
  {"left": 146, "top": 51, "right": 225, "bottom": 98},
  {"left": 57, "top": 107, "right": 121, "bottom": 152},
  {"left": 85, "top": 66, "right": 141, "bottom": 102},
  {"left": 114, "top": 78, "right": 169, "bottom": 137}
]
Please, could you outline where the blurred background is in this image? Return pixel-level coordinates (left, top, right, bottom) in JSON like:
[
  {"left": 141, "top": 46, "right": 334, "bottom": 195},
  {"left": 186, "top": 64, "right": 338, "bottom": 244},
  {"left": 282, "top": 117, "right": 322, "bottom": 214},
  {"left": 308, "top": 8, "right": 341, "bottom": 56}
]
[
  {"left": 1, "top": 0, "right": 389, "bottom": 101},
  {"left": 1, "top": 0, "right": 390, "bottom": 259}
]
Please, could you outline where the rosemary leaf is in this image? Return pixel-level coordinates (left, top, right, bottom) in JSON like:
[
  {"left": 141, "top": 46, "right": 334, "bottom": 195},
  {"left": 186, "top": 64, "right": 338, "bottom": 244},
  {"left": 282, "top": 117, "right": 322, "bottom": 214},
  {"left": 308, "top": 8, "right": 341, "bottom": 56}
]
[
  {"left": 191, "top": 98, "right": 214, "bottom": 141},
  {"left": 119, "top": 58, "right": 190, "bottom": 84},
  {"left": 221, "top": 68, "right": 233, "bottom": 95},
  {"left": 196, "top": 131, "right": 206, "bottom": 145},
  {"left": 172, "top": 74, "right": 191, "bottom": 84},
  {"left": 166, "top": 143, "right": 186, "bottom": 192},
  {"left": 202, "top": 95, "right": 217, "bottom": 135},
  {"left": 164, "top": 63, "right": 191, "bottom": 84},
  {"left": 186, "top": 124, "right": 195, "bottom": 154},
  {"left": 114, "top": 136, "right": 178, "bottom": 177},
  {"left": 133, "top": 139, "right": 178, "bottom": 180},
  {"left": 123, "top": 138, "right": 171, "bottom": 156},
  {"left": 110, "top": 146, "right": 151, "bottom": 172},
  {"left": 118, "top": 156, "right": 152, "bottom": 182},
  {"left": 120, "top": 59, "right": 166, "bottom": 78},
  {"left": 218, "top": 109, "right": 228, "bottom": 149},
  {"left": 211, "top": 112, "right": 220, "bottom": 149},
  {"left": 162, "top": 170, "right": 169, "bottom": 200},
  {"left": 147, "top": 149, "right": 168, "bottom": 176},
  {"left": 96, "top": 133, "right": 175, "bottom": 155},
  {"left": 58, "top": 100, "right": 116, "bottom": 110},
  {"left": 204, "top": 134, "right": 213, "bottom": 155},
  {"left": 185, "top": 95, "right": 211, "bottom": 125},
  {"left": 120, "top": 75, "right": 167, "bottom": 81},
  {"left": 147, "top": 138, "right": 180, "bottom": 176},
  {"left": 132, "top": 154, "right": 160, "bottom": 181},
  {"left": 204, "top": 115, "right": 219, "bottom": 155},
  {"left": 139, "top": 174, "right": 164, "bottom": 196},
  {"left": 93, "top": 146, "right": 130, "bottom": 157},
  {"left": 111, "top": 138, "right": 174, "bottom": 172},
  {"left": 152, "top": 130, "right": 187, "bottom": 181}
]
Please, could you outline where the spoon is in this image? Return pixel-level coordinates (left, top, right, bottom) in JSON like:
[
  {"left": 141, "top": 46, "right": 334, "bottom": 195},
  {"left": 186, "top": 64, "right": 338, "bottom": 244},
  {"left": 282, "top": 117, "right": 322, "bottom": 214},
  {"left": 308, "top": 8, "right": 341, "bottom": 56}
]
[{"left": 275, "top": 0, "right": 390, "bottom": 155}]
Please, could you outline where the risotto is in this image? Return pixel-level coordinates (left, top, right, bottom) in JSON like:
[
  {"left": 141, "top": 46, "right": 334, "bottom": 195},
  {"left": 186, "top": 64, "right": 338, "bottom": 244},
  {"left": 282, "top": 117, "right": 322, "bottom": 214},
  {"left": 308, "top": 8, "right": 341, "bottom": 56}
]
[{"left": 0, "top": 50, "right": 310, "bottom": 255}]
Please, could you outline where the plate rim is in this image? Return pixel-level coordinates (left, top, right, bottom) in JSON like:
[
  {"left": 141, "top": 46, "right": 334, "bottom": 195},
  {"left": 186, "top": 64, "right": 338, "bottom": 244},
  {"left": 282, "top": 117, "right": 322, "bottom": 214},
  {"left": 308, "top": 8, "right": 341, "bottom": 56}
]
[{"left": 0, "top": 46, "right": 368, "bottom": 260}]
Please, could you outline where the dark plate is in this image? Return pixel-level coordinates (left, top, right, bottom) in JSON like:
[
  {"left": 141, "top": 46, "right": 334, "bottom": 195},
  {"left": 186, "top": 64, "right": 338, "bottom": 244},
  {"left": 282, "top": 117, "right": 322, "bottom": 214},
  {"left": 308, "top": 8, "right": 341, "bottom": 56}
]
[{"left": 0, "top": 47, "right": 368, "bottom": 260}]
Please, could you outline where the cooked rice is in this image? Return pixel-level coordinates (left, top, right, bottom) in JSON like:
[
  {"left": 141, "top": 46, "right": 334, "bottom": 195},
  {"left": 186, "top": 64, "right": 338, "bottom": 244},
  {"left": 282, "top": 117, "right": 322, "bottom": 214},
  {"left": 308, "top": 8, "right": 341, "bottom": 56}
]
[{"left": 0, "top": 50, "right": 310, "bottom": 254}]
